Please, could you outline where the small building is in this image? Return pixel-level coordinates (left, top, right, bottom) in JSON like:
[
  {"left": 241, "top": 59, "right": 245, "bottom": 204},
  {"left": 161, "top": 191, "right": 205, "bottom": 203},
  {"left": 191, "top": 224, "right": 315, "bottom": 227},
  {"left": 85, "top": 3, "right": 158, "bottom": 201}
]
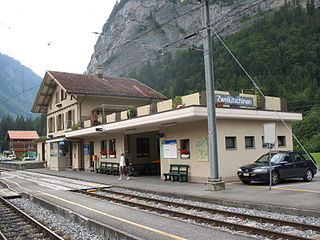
[
  {"left": 31, "top": 70, "right": 166, "bottom": 171},
  {"left": 65, "top": 91, "right": 300, "bottom": 182},
  {"left": 32, "top": 70, "right": 302, "bottom": 182},
  {"left": 5, "top": 130, "right": 39, "bottom": 158}
]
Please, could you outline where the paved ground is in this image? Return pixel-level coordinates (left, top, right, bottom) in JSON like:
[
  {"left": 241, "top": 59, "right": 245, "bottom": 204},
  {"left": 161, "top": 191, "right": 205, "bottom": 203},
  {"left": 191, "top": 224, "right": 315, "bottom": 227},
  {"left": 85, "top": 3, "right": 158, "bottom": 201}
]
[{"left": 27, "top": 168, "right": 320, "bottom": 217}]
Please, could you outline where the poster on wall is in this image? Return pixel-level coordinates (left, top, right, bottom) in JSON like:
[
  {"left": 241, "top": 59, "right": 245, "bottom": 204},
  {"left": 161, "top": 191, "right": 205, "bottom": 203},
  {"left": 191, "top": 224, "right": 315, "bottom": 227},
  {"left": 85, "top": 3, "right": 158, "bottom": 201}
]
[
  {"left": 84, "top": 145, "right": 89, "bottom": 155},
  {"left": 162, "top": 140, "right": 177, "bottom": 159},
  {"left": 196, "top": 138, "right": 208, "bottom": 161}
]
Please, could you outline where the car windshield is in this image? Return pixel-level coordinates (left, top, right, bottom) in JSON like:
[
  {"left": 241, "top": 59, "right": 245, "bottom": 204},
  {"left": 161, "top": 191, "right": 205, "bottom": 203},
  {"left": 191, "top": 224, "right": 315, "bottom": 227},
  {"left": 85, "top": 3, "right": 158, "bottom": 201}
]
[{"left": 255, "top": 153, "right": 287, "bottom": 163}]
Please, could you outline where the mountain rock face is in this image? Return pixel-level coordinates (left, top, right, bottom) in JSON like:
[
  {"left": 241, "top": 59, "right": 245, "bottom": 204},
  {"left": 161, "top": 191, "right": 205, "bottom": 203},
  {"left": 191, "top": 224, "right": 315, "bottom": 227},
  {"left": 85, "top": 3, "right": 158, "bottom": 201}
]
[
  {"left": 86, "top": 0, "right": 318, "bottom": 77},
  {"left": 0, "top": 53, "right": 41, "bottom": 118}
]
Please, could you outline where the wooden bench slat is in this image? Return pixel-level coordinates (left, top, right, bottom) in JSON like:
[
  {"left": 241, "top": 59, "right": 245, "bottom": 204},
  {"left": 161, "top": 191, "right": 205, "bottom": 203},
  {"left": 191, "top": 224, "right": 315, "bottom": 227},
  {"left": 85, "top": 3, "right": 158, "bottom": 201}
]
[
  {"left": 96, "top": 162, "right": 119, "bottom": 175},
  {"left": 164, "top": 164, "right": 189, "bottom": 182}
]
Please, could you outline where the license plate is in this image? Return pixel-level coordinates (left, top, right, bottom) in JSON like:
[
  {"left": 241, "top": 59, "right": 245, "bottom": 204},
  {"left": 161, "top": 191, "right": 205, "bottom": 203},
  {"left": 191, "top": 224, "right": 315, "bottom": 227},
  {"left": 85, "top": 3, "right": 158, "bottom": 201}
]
[{"left": 243, "top": 173, "right": 249, "bottom": 176}]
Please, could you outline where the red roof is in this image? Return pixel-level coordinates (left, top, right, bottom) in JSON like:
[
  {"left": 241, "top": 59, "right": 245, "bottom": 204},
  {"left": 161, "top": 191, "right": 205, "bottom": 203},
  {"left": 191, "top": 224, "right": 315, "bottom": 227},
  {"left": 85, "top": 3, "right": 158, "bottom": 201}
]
[{"left": 5, "top": 131, "right": 39, "bottom": 140}]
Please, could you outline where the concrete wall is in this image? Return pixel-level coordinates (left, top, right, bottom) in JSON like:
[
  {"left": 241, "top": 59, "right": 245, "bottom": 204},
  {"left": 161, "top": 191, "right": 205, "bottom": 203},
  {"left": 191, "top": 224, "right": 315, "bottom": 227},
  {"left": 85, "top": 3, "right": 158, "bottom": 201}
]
[{"left": 160, "top": 119, "right": 292, "bottom": 182}]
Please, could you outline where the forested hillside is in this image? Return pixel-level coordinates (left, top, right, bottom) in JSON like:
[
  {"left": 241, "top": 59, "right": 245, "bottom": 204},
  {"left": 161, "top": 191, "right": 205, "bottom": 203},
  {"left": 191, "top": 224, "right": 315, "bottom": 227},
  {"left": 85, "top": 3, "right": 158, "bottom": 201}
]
[
  {"left": 126, "top": 1, "right": 320, "bottom": 151},
  {"left": 0, "top": 53, "right": 41, "bottom": 118},
  {"left": 127, "top": 1, "right": 319, "bottom": 113}
]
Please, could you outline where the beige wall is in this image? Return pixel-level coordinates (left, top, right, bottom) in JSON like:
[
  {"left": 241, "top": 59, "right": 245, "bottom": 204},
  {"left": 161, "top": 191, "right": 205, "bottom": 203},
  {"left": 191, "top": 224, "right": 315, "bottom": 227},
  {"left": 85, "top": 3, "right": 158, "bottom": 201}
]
[
  {"left": 83, "top": 133, "right": 125, "bottom": 171},
  {"left": 36, "top": 142, "right": 43, "bottom": 161},
  {"left": 217, "top": 119, "right": 292, "bottom": 181},
  {"left": 72, "top": 142, "right": 81, "bottom": 170},
  {"left": 160, "top": 121, "right": 210, "bottom": 182},
  {"left": 160, "top": 119, "right": 293, "bottom": 182},
  {"left": 47, "top": 84, "right": 78, "bottom": 138}
]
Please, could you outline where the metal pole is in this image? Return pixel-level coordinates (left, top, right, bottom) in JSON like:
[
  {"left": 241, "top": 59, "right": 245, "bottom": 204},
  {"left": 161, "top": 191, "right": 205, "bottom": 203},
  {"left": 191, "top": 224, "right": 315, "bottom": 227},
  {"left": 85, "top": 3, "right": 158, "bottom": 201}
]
[
  {"left": 202, "top": 0, "right": 219, "bottom": 181},
  {"left": 268, "top": 144, "right": 272, "bottom": 190}
]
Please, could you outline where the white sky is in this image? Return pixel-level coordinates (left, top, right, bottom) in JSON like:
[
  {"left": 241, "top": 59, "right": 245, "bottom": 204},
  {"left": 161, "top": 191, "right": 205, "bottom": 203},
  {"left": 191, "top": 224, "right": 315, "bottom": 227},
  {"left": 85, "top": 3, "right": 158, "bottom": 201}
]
[{"left": 0, "top": 0, "right": 118, "bottom": 77}]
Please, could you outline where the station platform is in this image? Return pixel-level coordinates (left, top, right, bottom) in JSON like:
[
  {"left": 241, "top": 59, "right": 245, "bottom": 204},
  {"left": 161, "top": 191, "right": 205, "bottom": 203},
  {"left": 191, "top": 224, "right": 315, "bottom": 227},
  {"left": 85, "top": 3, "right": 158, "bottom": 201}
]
[
  {"left": 18, "top": 168, "right": 320, "bottom": 217},
  {"left": 0, "top": 160, "right": 45, "bottom": 170}
]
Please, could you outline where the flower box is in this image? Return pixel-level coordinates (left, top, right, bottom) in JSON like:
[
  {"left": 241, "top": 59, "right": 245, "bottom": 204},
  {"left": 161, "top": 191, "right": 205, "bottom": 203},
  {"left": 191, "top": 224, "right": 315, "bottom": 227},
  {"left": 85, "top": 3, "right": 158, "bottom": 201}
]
[
  {"left": 100, "top": 152, "right": 107, "bottom": 158},
  {"left": 181, "top": 154, "right": 190, "bottom": 159},
  {"left": 108, "top": 150, "right": 116, "bottom": 158}
]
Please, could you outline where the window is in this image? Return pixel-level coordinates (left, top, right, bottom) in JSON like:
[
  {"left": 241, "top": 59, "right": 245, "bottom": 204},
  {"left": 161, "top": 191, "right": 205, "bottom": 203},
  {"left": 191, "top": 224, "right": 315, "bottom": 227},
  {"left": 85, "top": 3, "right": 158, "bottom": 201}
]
[
  {"left": 278, "top": 136, "right": 286, "bottom": 147},
  {"left": 55, "top": 92, "right": 60, "bottom": 103},
  {"left": 100, "top": 140, "right": 108, "bottom": 158},
  {"left": 48, "top": 117, "right": 55, "bottom": 133},
  {"left": 61, "top": 90, "right": 67, "bottom": 101},
  {"left": 66, "top": 110, "right": 75, "bottom": 128},
  {"left": 180, "top": 139, "right": 190, "bottom": 158},
  {"left": 108, "top": 139, "right": 116, "bottom": 158},
  {"left": 137, "top": 138, "right": 150, "bottom": 157},
  {"left": 245, "top": 136, "right": 255, "bottom": 148},
  {"left": 57, "top": 114, "right": 64, "bottom": 130},
  {"left": 226, "top": 137, "right": 236, "bottom": 149}
]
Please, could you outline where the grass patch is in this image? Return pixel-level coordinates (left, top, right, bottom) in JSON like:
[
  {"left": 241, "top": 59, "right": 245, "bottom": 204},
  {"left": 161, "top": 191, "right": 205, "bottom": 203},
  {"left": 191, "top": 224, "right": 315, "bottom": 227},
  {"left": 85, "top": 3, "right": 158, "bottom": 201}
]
[{"left": 311, "top": 153, "right": 320, "bottom": 167}]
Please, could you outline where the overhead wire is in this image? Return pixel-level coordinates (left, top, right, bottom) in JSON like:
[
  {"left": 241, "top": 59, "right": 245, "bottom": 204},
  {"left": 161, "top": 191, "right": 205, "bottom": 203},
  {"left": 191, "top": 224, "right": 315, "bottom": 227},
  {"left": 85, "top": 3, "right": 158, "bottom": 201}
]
[{"left": 209, "top": 25, "right": 319, "bottom": 169}]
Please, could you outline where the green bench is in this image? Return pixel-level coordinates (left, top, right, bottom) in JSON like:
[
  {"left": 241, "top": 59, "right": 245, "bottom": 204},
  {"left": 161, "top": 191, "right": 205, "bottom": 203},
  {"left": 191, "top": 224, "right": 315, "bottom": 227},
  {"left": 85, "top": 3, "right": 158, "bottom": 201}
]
[
  {"left": 96, "top": 162, "right": 119, "bottom": 175},
  {"left": 163, "top": 164, "right": 189, "bottom": 182}
]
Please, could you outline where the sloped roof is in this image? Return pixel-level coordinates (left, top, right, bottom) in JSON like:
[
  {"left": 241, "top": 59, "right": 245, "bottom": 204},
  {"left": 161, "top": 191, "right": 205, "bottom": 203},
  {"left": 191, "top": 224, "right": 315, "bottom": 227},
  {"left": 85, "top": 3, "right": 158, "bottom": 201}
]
[
  {"left": 32, "top": 71, "right": 166, "bottom": 113},
  {"left": 5, "top": 130, "right": 39, "bottom": 140}
]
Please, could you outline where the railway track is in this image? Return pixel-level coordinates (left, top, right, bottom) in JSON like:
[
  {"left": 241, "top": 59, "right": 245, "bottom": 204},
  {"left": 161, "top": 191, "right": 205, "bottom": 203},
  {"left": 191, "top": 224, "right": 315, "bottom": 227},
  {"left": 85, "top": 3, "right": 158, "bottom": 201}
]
[
  {"left": 73, "top": 188, "right": 320, "bottom": 240},
  {"left": 0, "top": 196, "right": 64, "bottom": 240}
]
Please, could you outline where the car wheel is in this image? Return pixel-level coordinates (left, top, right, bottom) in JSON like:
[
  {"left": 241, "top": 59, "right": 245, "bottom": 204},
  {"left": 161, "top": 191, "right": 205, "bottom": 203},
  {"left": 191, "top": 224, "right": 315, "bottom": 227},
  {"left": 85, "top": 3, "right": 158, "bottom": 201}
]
[
  {"left": 303, "top": 169, "right": 313, "bottom": 182},
  {"left": 271, "top": 171, "right": 280, "bottom": 185},
  {"left": 241, "top": 179, "right": 251, "bottom": 184}
]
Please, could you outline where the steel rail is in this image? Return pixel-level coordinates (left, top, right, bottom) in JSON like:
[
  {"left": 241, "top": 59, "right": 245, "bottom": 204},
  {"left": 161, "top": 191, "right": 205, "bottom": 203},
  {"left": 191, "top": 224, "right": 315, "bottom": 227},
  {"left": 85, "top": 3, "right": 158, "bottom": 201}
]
[
  {"left": 0, "top": 231, "right": 8, "bottom": 240},
  {"left": 99, "top": 188, "right": 320, "bottom": 232},
  {"left": 74, "top": 189, "right": 316, "bottom": 240},
  {"left": 0, "top": 196, "right": 64, "bottom": 240}
]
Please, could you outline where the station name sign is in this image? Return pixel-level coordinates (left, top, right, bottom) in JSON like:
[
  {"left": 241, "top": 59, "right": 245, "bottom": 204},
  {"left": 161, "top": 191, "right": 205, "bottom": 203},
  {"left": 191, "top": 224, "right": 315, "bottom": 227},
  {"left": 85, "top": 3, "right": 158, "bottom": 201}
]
[{"left": 216, "top": 94, "right": 254, "bottom": 107}]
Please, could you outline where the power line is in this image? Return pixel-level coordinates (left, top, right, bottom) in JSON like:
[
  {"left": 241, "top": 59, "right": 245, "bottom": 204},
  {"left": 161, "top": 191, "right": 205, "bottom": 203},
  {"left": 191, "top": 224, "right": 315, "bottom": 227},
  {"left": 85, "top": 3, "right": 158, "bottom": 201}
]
[
  {"left": 0, "top": 84, "right": 39, "bottom": 106},
  {"left": 209, "top": 25, "right": 319, "bottom": 170}
]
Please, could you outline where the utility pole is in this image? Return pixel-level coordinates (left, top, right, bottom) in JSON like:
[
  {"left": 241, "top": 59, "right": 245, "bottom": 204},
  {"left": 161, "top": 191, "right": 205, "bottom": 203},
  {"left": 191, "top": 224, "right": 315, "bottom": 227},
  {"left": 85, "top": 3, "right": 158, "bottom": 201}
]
[
  {"left": 181, "top": 0, "right": 224, "bottom": 190},
  {"left": 201, "top": 0, "right": 224, "bottom": 189}
]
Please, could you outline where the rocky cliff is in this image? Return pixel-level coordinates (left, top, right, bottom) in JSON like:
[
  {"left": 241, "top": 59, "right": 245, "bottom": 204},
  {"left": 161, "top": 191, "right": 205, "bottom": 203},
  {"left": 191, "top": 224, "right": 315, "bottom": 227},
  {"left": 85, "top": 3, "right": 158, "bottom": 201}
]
[{"left": 86, "top": 0, "right": 318, "bottom": 77}]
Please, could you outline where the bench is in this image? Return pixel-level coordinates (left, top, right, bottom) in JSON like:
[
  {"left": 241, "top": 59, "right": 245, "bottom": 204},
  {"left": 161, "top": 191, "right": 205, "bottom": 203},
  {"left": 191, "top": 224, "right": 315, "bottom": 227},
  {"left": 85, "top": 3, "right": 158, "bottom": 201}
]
[
  {"left": 96, "top": 162, "right": 119, "bottom": 175},
  {"left": 95, "top": 162, "right": 108, "bottom": 173},
  {"left": 163, "top": 164, "right": 189, "bottom": 182}
]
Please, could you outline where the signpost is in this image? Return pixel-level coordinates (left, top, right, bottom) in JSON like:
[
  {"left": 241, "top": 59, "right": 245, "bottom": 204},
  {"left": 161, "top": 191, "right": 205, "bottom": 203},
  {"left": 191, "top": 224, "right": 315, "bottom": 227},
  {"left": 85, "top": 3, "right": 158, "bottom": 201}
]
[{"left": 263, "top": 123, "right": 276, "bottom": 190}]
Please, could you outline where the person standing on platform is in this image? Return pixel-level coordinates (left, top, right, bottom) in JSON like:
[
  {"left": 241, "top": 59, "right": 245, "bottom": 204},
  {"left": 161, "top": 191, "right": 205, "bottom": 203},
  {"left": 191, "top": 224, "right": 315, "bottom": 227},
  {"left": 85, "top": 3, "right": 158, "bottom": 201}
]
[{"left": 118, "top": 153, "right": 129, "bottom": 180}]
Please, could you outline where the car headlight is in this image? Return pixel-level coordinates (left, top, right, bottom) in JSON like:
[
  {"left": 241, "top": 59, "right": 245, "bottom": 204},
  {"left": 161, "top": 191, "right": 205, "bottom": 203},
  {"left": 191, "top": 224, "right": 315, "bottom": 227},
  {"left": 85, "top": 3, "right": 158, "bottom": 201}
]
[
  {"left": 237, "top": 168, "right": 242, "bottom": 172},
  {"left": 253, "top": 168, "right": 268, "bottom": 173}
]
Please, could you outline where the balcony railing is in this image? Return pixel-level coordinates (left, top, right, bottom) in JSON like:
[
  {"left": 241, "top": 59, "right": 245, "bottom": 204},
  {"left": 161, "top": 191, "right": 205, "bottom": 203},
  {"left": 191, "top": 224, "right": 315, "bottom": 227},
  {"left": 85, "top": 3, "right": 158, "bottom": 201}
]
[{"left": 76, "top": 91, "right": 286, "bottom": 129}]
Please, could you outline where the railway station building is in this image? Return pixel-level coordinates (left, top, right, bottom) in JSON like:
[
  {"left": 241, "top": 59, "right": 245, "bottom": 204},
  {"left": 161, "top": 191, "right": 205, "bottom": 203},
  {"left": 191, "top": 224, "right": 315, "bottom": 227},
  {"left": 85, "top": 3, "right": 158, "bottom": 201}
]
[{"left": 32, "top": 70, "right": 302, "bottom": 182}]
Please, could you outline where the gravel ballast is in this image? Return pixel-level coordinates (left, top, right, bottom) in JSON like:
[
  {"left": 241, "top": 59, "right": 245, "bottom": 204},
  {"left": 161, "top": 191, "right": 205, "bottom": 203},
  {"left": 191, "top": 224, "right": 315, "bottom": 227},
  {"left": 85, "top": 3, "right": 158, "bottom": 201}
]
[{"left": 10, "top": 198, "right": 106, "bottom": 240}]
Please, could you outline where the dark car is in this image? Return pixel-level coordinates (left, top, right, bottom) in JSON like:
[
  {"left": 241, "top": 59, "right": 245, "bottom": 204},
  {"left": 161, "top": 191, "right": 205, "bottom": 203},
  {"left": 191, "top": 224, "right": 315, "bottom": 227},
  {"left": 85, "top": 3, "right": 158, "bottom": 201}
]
[{"left": 237, "top": 151, "right": 318, "bottom": 185}]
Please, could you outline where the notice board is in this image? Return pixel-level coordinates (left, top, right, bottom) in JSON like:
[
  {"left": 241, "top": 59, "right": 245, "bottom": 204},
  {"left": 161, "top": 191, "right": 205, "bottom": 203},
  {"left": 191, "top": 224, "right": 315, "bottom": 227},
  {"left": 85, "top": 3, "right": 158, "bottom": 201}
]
[{"left": 162, "top": 140, "right": 177, "bottom": 159}]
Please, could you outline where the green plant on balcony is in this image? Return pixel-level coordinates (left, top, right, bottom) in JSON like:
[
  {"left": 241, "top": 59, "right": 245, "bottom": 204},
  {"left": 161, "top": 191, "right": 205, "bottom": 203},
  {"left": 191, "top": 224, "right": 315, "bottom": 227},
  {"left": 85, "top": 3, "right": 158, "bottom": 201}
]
[
  {"left": 172, "top": 96, "right": 184, "bottom": 109},
  {"left": 127, "top": 105, "right": 137, "bottom": 118},
  {"left": 71, "top": 123, "right": 81, "bottom": 130}
]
